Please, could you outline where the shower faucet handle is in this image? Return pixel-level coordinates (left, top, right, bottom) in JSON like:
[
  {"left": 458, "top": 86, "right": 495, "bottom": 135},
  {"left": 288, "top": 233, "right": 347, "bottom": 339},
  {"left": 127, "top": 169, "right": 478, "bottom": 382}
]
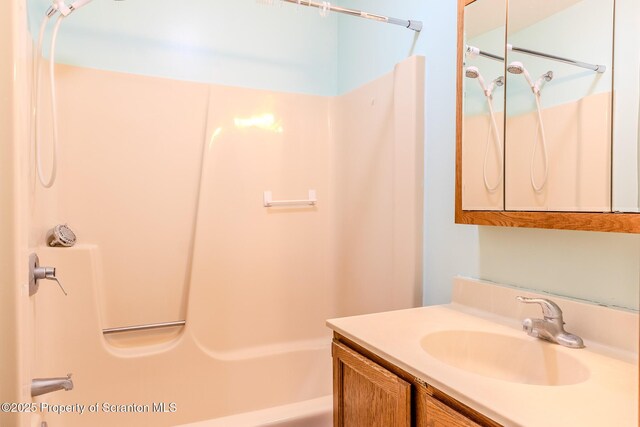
[{"left": 29, "top": 253, "right": 67, "bottom": 296}]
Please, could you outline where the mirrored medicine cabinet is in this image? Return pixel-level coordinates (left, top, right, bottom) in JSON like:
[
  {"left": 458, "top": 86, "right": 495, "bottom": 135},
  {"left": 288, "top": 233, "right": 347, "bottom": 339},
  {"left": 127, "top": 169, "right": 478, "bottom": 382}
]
[{"left": 456, "top": 0, "right": 640, "bottom": 233}]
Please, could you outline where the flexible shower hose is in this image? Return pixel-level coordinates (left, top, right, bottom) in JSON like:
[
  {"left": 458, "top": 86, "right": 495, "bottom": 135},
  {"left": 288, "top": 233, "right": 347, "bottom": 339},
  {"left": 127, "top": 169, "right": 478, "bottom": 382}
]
[
  {"left": 33, "top": 13, "right": 64, "bottom": 188},
  {"left": 483, "top": 95, "right": 503, "bottom": 192},
  {"left": 530, "top": 93, "right": 549, "bottom": 192}
]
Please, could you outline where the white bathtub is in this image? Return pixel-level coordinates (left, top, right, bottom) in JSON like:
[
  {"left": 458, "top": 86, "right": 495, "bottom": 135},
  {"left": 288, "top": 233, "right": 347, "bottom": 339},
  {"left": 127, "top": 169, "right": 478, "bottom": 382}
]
[
  {"left": 31, "top": 246, "right": 334, "bottom": 427},
  {"left": 176, "top": 396, "right": 332, "bottom": 427}
]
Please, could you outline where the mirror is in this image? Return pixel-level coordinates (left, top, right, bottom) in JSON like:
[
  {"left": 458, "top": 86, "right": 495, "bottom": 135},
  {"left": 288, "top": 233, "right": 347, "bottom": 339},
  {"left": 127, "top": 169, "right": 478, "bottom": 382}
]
[
  {"left": 505, "top": 0, "right": 613, "bottom": 212},
  {"left": 612, "top": 0, "right": 640, "bottom": 213},
  {"left": 456, "top": 0, "right": 640, "bottom": 232}
]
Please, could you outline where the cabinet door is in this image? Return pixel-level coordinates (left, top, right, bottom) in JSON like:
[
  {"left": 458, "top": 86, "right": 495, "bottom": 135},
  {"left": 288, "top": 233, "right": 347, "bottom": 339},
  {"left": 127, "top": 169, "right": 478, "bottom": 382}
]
[
  {"left": 425, "top": 394, "right": 481, "bottom": 427},
  {"left": 333, "top": 341, "right": 411, "bottom": 427}
]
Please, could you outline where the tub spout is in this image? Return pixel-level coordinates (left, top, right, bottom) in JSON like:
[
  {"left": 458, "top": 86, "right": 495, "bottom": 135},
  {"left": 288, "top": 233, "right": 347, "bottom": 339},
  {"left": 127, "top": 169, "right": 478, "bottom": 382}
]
[{"left": 31, "top": 374, "right": 73, "bottom": 397}]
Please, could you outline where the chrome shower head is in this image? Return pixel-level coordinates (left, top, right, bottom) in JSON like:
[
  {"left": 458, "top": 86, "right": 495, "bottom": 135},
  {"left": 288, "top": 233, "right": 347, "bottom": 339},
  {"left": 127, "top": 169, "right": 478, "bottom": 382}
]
[
  {"left": 46, "top": 224, "right": 77, "bottom": 247},
  {"left": 507, "top": 61, "right": 538, "bottom": 93},
  {"left": 507, "top": 61, "right": 524, "bottom": 75},
  {"left": 465, "top": 66, "right": 492, "bottom": 97},
  {"left": 465, "top": 66, "right": 480, "bottom": 79}
]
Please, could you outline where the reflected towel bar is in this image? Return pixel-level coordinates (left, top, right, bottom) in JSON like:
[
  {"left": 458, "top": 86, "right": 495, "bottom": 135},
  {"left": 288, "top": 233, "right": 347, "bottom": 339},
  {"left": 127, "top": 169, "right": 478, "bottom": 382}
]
[
  {"left": 102, "top": 320, "right": 186, "bottom": 335},
  {"left": 263, "top": 190, "right": 317, "bottom": 207}
]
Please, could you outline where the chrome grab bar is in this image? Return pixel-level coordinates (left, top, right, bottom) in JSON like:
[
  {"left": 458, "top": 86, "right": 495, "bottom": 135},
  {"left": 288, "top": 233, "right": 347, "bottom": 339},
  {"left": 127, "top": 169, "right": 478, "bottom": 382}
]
[{"left": 102, "top": 320, "right": 186, "bottom": 335}]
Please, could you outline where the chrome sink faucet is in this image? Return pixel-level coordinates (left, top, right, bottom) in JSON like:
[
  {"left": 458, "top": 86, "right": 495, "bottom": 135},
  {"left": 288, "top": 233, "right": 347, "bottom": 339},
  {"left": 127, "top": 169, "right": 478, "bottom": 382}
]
[
  {"left": 31, "top": 374, "right": 73, "bottom": 397},
  {"left": 516, "top": 297, "right": 584, "bottom": 349}
]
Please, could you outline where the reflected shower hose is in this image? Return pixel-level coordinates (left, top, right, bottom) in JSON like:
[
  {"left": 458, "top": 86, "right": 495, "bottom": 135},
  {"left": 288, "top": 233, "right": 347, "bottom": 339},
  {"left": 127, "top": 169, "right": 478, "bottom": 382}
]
[
  {"left": 530, "top": 92, "right": 549, "bottom": 192},
  {"left": 465, "top": 66, "right": 503, "bottom": 192},
  {"left": 507, "top": 61, "right": 552, "bottom": 192},
  {"left": 483, "top": 94, "right": 503, "bottom": 192}
]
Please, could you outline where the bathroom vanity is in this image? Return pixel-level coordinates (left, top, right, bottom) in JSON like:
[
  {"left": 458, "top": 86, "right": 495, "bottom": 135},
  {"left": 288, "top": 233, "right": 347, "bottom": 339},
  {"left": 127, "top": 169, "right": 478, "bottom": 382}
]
[
  {"left": 327, "top": 278, "right": 639, "bottom": 427},
  {"left": 332, "top": 335, "right": 498, "bottom": 426}
]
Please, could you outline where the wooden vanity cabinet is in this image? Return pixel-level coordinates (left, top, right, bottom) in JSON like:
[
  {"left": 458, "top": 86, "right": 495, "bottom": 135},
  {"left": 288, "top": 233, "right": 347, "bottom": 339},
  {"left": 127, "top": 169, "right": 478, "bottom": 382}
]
[
  {"left": 333, "top": 339, "right": 411, "bottom": 426},
  {"left": 332, "top": 335, "right": 501, "bottom": 427}
]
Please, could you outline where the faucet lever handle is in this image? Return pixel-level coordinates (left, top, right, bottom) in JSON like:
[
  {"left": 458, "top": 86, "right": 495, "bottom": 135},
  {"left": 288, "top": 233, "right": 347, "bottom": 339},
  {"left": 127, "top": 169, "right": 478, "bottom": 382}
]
[
  {"left": 33, "top": 265, "right": 67, "bottom": 296},
  {"left": 51, "top": 277, "right": 68, "bottom": 296},
  {"left": 516, "top": 296, "right": 562, "bottom": 319}
]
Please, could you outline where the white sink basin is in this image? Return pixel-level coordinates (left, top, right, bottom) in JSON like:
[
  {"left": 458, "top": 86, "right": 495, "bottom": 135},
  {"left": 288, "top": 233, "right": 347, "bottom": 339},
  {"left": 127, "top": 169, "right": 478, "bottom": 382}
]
[{"left": 421, "top": 330, "right": 590, "bottom": 386}]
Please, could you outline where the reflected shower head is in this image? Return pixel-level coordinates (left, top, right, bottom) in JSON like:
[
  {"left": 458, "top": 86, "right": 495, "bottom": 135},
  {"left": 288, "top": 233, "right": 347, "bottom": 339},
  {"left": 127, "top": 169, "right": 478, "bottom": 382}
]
[
  {"left": 507, "top": 61, "right": 538, "bottom": 93},
  {"left": 507, "top": 61, "right": 525, "bottom": 75},
  {"left": 465, "top": 66, "right": 496, "bottom": 97},
  {"left": 465, "top": 66, "right": 480, "bottom": 79}
]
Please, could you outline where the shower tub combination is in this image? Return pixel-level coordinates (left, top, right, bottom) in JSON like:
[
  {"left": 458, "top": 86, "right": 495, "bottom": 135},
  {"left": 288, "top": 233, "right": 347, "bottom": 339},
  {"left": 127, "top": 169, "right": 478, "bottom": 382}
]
[
  {"left": 25, "top": 55, "right": 424, "bottom": 426},
  {"left": 15, "top": 1, "right": 424, "bottom": 426}
]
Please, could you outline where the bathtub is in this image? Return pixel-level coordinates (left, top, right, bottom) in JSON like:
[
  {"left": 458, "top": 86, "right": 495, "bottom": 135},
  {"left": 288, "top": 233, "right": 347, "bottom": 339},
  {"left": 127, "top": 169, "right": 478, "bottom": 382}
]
[
  {"left": 177, "top": 396, "right": 332, "bottom": 427},
  {"left": 31, "top": 246, "right": 334, "bottom": 427}
]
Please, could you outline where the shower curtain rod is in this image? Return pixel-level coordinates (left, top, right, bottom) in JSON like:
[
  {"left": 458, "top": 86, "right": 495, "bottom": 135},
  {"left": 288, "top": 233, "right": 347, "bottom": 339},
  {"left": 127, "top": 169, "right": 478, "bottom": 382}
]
[
  {"left": 509, "top": 45, "right": 606, "bottom": 73},
  {"left": 280, "top": 0, "right": 422, "bottom": 32},
  {"left": 466, "top": 44, "right": 606, "bottom": 73},
  {"left": 466, "top": 45, "right": 504, "bottom": 62}
]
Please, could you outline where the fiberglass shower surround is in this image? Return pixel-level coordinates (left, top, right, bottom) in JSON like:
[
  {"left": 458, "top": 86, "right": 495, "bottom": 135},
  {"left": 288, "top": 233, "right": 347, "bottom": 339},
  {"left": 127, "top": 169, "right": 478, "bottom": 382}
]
[
  {"left": 25, "top": 0, "right": 426, "bottom": 423},
  {"left": 25, "top": 54, "right": 425, "bottom": 426}
]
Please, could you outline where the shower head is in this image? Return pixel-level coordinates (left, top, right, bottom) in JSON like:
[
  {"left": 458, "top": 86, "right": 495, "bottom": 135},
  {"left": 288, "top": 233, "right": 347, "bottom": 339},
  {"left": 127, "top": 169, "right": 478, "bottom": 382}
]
[
  {"left": 507, "top": 61, "right": 537, "bottom": 93},
  {"left": 465, "top": 66, "right": 480, "bottom": 79},
  {"left": 506, "top": 61, "right": 524, "bottom": 75},
  {"left": 46, "top": 224, "right": 77, "bottom": 247},
  {"left": 465, "top": 66, "right": 495, "bottom": 97}
]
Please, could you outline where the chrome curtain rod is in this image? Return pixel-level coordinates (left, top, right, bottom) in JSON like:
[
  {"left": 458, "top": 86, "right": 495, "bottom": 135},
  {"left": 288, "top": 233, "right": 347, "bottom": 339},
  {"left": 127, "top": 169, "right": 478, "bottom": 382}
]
[
  {"left": 509, "top": 45, "right": 606, "bottom": 73},
  {"left": 465, "top": 44, "right": 606, "bottom": 73},
  {"left": 280, "top": 0, "right": 422, "bottom": 32},
  {"left": 466, "top": 45, "right": 504, "bottom": 62}
]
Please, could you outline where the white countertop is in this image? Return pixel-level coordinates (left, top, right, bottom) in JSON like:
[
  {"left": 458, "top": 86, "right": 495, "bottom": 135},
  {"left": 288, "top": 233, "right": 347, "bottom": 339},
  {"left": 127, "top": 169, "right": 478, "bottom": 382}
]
[{"left": 327, "top": 301, "right": 638, "bottom": 427}]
